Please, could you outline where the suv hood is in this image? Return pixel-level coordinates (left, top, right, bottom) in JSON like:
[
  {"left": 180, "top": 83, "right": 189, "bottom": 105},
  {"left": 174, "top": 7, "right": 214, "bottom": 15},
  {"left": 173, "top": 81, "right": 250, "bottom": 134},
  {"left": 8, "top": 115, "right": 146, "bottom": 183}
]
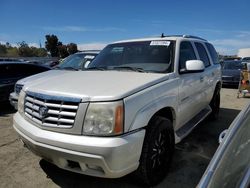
[{"left": 23, "top": 70, "right": 169, "bottom": 101}]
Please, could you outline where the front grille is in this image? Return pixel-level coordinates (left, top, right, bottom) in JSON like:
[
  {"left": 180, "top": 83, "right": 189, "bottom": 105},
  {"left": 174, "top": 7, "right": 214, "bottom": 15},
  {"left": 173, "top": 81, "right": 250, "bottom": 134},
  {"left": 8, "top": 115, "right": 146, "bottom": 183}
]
[
  {"left": 24, "top": 91, "right": 81, "bottom": 128},
  {"left": 15, "top": 84, "right": 24, "bottom": 95}
]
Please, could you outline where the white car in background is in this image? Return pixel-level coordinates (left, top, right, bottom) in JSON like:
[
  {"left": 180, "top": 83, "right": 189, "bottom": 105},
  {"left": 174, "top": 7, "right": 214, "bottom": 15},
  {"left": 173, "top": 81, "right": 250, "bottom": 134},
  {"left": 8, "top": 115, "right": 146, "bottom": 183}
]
[{"left": 9, "top": 50, "right": 100, "bottom": 109}]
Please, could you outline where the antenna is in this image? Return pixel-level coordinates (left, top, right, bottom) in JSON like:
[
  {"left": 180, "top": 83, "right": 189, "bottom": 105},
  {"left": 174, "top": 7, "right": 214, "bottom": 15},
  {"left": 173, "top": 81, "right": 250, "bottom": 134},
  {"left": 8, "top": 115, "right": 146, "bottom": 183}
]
[{"left": 39, "top": 40, "right": 42, "bottom": 48}]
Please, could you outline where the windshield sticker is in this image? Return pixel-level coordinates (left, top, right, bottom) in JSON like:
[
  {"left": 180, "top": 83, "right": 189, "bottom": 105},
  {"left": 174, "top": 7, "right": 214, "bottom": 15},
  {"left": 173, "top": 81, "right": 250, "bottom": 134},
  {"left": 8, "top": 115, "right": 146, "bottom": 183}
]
[
  {"left": 150, "top": 41, "right": 170, "bottom": 46},
  {"left": 84, "top": 55, "right": 95, "bottom": 59},
  {"left": 112, "top": 47, "right": 124, "bottom": 52}
]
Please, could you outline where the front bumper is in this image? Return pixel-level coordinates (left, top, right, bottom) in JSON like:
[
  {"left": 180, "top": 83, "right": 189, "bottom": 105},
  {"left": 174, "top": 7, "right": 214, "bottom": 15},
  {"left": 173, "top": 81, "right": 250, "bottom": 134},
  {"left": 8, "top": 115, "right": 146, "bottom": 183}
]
[
  {"left": 13, "top": 112, "right": 145, "bottom": 178},
  {"left": 9, "top": 92, "right": 18, "bottom": 110}
]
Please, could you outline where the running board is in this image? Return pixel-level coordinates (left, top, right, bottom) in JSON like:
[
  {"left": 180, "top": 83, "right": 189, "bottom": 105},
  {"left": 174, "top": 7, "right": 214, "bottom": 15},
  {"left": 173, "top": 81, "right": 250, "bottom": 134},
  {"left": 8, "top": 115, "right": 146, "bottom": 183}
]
[{"left": 176, "top": 106, "right": 212, "bottom": 140}]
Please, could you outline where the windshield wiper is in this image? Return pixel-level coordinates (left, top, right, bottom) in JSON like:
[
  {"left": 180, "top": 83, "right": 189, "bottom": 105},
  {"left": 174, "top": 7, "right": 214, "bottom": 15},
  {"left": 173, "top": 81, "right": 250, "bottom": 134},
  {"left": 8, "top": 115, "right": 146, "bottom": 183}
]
[
  {"left": 59, "top": 67, "right": 79, "bottom": 71},
  {"left": 112, "top": 66, "right": 146, "bottom": 72}
]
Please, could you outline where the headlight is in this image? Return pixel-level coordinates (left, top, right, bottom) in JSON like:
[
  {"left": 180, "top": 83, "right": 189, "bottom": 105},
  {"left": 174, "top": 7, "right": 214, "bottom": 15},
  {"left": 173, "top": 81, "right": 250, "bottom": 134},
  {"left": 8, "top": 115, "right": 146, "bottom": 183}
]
[
  {"left": 83, "top": 101, "right": 124, "bottom": 136},
  {"left": 18, "top": 90, "right": 25, "bottom": 115}
]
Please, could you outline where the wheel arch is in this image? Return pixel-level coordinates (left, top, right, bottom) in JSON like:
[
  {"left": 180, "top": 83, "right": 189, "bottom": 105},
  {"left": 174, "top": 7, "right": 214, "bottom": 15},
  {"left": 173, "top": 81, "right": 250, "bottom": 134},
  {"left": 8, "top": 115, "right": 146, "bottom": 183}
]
[
  {"left": 152, "top": 107, "right": 175, "bottom": 124},
  {"left": 215, "top": 81, "right": 222, "bottom": 92},
  {"left": 146, "top": 107, "right": 176, "bottom": 131}
]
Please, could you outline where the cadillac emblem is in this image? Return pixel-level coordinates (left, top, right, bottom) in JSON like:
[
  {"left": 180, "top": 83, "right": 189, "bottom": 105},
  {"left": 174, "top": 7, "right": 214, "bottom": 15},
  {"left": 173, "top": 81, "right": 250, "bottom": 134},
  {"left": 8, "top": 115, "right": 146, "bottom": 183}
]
[{"left": 39, "top": 106, "right": 49, "bottom": 118}]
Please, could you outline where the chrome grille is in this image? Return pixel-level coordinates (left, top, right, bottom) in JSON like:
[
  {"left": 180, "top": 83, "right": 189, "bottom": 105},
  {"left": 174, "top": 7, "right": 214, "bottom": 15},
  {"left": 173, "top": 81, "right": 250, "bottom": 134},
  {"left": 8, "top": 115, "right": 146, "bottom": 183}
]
[
  {"left": 15, "top": 84, "right": 24, "bottom": 95},
  {"left": 24, "top": 91, "right": 81, "bottom": 128}
]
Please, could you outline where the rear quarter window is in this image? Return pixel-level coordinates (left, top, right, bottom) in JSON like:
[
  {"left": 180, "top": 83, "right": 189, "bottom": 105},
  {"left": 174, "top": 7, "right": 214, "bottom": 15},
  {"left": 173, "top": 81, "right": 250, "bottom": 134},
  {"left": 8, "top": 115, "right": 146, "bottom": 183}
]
[
  {"left": 206, "top": 43, "right": 219, "bottom": 64},
  {"left": 194, "top": 42, "right": 211, "bottom": 67}
]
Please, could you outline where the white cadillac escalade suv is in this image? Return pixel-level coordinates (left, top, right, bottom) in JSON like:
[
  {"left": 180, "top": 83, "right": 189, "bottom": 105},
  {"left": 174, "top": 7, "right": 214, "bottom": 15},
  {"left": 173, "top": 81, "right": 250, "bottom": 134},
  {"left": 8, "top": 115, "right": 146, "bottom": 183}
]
[{"left": 13, "top": 35, "right": 221, "bottom": 186}]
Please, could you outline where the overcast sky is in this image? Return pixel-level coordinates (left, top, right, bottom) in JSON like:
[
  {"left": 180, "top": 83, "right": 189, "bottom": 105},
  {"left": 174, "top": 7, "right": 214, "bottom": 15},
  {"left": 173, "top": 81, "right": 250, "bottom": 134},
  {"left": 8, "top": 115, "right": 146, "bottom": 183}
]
[{"left": 1, "top": 0, "right": 250, "bottom": 55}]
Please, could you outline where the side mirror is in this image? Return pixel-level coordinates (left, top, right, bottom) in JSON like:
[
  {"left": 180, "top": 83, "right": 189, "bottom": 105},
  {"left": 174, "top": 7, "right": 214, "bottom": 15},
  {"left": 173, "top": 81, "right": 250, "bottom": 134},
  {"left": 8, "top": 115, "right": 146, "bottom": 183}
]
[
  {"left": 219, "top": 129, "right": 228, "bottom": 144},
  {"left": 185, "top": 60, "right": 205, "bottom": 72}
]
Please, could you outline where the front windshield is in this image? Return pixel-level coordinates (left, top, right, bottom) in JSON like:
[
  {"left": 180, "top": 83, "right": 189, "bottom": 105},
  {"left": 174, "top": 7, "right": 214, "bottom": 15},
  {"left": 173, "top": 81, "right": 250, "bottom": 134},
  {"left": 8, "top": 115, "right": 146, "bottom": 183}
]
[
  {"left": 59, "top": 53, "right": 97, "bottom": 70},
  {"left": 223, "top": 61, "right": 243, "bottom": 70},
  {"left": 88, "top": 40, "right": 175, "bottom": 73}
]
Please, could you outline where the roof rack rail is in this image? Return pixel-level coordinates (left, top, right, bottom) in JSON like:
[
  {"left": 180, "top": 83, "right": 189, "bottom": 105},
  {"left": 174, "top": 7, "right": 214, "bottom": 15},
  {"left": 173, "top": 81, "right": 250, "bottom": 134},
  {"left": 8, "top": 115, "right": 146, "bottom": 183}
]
[
  {"left": 164, "top": 35, "right": 207, "bottom": 41},
  {"left": 183, "top": 35, "right": 207, "bottom": 41}
]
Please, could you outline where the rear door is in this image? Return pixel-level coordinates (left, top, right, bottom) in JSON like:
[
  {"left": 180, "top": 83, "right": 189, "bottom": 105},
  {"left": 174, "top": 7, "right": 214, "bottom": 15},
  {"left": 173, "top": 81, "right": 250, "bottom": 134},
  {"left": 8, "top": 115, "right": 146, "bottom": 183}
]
[
  {"left": 194, "top": 42, "right": 214, "bottom": 106},
  {"left": 177, "top": 41, "right": 204, "bottom": 129}
]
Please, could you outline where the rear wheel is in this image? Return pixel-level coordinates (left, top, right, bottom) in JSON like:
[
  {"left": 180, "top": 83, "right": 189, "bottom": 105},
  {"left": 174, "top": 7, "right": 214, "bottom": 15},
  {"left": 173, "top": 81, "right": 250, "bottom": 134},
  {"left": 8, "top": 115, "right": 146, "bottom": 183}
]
[{"left": 134, "top": 116, "right": 175, "bottom": 186}]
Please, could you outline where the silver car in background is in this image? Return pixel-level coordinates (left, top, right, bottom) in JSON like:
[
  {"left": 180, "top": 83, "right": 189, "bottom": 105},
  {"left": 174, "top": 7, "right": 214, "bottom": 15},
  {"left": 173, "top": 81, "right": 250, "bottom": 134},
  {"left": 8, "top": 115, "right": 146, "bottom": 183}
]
[
  {"left": 9, "top": 50, "right": 100, "bottom": 109},
  {"left": 198, "top": 102, "right": 250, "bottom": 188}
]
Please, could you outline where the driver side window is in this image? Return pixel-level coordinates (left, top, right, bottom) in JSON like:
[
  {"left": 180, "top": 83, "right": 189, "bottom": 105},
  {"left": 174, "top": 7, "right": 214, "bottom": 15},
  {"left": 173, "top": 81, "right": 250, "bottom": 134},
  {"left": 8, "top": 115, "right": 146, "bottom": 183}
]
[{"left": 179, "top": 41, "right": 197, "bottom": 72}]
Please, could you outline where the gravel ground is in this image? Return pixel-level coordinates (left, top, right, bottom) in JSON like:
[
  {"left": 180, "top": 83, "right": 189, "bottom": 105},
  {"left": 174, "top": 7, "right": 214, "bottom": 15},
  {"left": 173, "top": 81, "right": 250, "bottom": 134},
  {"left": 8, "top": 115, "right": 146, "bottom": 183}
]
[{"left": 0, "top": 88, "right": 248, "bottom": 188}]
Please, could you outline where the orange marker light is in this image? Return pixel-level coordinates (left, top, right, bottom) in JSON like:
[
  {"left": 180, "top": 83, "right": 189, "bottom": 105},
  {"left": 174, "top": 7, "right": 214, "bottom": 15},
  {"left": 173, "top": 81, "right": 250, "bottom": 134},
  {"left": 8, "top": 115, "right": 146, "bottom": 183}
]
[{"left": 114, "top": 105, "right": 124, "bottom": 134}]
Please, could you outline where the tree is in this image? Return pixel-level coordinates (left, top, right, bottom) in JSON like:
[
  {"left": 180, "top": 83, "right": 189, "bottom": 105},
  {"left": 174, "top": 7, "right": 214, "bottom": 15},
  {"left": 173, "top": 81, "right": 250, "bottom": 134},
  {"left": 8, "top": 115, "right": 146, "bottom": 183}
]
[
  {"left": 6, "top": 47, "right": 18, "bottom": 57},
  {"left": 36, "top": 48, "right": 47, "bottom": 57},
  {"left": 67, "top": 43, "right": 78, "bottom": 54},
  {"left": 0, "top": 43, "right": 7, "bottom": 55},
  {"left": 58, "top": 45, "right": 69, "bottom": 58},
  {"left": 18, "top": 41, "right": 33, "bottom": 57},
  {"left": 45, "top": 34, "right": 61, "bottom": 57}
]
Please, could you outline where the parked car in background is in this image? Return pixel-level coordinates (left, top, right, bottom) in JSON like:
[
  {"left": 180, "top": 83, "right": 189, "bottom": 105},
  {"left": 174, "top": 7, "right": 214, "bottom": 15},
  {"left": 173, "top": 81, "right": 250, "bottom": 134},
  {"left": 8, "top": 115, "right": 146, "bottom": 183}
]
[
  {"left": 9, "top": 50, "right": 100, "bottom": 109},
  {"left": 198, "top": 102, "right": 250, "bottom": 188},
  {"left": 222, "top": 60, "right": 243, "bottom": 87},
  {"left": 0, "top": 58, "right": 25, "bottom": 62},
  {"left": 28, "top": 60, "right": 59, "bottom": 68},
  {"left": 0, "top": 61, "right": 50, "bottom": 105},
  {"left": 242, "top": 57, "right": 250, "bottom": 62},
  {"left": 57, "top": 50, "right": 100, "bottom": 70}
]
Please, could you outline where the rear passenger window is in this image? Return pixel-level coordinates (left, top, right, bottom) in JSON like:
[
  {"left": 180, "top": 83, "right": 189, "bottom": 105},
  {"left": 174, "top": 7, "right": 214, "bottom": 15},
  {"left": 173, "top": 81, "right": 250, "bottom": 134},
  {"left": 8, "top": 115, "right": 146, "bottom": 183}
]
[
  {"left": 179, "top": 41, "right": 197, "bottom": 71},
  {"left": 195, "top": 42, "right": 210, "bottom": 67},
  {"left": 206, "top": 43, "right": 219, "bottom": 64}
]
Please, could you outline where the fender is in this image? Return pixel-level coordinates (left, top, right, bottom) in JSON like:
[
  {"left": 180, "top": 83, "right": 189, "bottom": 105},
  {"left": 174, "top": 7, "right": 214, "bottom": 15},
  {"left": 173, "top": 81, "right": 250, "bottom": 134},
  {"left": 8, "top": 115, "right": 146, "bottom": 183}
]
[{"left": 123, "top": 78, "right": 179, "bottom": 132}]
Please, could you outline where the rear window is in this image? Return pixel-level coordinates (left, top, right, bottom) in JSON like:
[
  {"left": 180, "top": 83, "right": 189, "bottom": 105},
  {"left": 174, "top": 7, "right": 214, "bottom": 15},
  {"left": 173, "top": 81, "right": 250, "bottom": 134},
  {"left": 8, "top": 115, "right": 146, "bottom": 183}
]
[
  {"left": 195, "top": 42, "right": 211, "bottom": 67},
  {"left": 222, "top": 61, "right": 243, "bottom": 70},
  {"left": 206, "top": 43, "right": 219, "bottom": 64}
]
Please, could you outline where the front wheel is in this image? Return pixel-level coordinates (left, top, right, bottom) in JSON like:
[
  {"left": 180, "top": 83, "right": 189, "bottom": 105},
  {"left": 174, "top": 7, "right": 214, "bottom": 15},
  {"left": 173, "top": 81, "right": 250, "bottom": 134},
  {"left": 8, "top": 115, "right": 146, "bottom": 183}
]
[{"left": 134, "top": 116, "right": 175, "bottom": 186}]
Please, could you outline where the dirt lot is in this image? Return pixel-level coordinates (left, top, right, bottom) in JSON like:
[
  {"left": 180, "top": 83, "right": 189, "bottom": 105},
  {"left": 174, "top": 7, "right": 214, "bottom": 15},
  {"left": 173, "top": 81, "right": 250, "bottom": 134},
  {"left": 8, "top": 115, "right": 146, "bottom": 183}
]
[{"left": 0, "top": 88, "right": 248, "bottom": 188}]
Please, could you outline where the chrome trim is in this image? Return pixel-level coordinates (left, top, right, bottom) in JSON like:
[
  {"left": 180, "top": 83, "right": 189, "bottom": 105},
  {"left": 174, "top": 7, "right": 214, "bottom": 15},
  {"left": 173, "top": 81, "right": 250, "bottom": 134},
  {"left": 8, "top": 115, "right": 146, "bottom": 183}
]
[
  {"left": 26, "top": 91, "right": 81, "bottom": 103},
  {"left": 24, "top": 91, "right": 80, "bottom": 128}
]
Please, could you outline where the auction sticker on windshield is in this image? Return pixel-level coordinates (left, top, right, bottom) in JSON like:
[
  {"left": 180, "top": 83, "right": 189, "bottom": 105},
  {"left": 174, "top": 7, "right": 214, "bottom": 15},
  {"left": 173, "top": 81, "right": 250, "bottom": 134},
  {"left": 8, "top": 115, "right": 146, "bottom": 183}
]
[{"left": 150, "top": 41, "right": 170, "bottom": 46}]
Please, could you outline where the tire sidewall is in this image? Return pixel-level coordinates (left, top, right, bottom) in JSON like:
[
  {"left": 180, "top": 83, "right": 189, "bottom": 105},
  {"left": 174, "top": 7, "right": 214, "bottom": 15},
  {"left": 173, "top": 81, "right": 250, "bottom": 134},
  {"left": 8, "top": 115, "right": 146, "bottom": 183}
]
[{"left": 137, "top": 116, "right": 175, "bottom": 186}]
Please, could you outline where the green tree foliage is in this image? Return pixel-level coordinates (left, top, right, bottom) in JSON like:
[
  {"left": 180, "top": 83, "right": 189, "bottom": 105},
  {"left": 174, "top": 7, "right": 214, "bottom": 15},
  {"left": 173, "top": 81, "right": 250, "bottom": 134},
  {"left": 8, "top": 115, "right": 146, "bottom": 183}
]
[
  {"left": 0, "top": 43, "right": 7, "bottom": 55},
  {"left": 36, "top": 48, "right": 47, "bottom": 57},
  {"left": 45, "top": 34, "right": 61, "bottom": 57},
  {"left": 18, "top": 41, "right": 32, "bottom": 57},
  {"left": 1, "top": 34, "right": 78, "bottom": 58},
  {"left": 67, "top": 43, "right": 78, "bottom": 54},
  {"left": 58, "top": 45, "right": 69, "bottom": 58},
  {"left": 0, "top": 41, "right": 47, "bottom": 57},
  {"left": 7, "top": 47, "right": 19, "bottom": 57}
]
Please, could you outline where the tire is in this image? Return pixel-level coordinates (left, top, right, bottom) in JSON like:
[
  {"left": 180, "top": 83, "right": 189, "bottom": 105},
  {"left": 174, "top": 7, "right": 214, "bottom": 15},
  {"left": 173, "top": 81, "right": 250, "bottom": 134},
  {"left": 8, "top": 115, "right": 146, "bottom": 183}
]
[
  {"left": 209, "top": 87, "right": 220, "bottom": 120},
  {"left": 134, "top": 116, "right": 175, "bottom": 186}
]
